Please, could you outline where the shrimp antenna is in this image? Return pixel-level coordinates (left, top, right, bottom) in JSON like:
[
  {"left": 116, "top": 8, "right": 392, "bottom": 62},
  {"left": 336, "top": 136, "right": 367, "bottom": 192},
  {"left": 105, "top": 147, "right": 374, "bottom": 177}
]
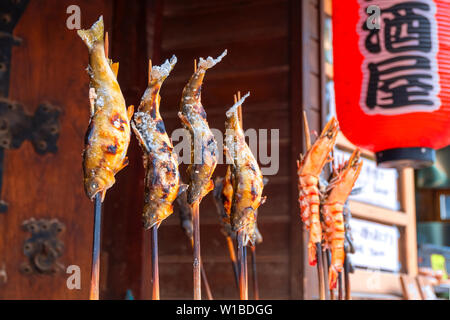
[{"left": 303, "top": 111, "right": 312, "bottom": 151}]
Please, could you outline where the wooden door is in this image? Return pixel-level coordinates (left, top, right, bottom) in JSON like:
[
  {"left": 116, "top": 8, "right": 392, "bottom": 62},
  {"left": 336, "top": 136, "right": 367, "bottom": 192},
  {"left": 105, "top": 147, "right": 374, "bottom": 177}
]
[{"left": 0, "top": 0, "right": 113, "bottom": 299}]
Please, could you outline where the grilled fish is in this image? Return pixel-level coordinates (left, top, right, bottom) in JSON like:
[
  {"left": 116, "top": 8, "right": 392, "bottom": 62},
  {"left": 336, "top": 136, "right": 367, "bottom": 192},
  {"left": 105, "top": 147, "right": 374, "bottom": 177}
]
[
  {"left": 178, "top": 50, "right": 227, "bottom": 204},
  {"left": 225, "top": 93, "right": 266, "bottom": 246},
  {"left": 132, "top": 56, "right": 184, "bottom": 229},
  {"left": 78, "top": 16, "right": 133, "bottom": 201}
]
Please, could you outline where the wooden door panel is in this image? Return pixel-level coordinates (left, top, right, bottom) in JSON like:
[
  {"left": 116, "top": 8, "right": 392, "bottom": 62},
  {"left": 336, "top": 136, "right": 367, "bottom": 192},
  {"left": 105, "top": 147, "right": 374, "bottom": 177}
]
[{"left": 0, "top": 0, "right": 112, "bottom": 299}]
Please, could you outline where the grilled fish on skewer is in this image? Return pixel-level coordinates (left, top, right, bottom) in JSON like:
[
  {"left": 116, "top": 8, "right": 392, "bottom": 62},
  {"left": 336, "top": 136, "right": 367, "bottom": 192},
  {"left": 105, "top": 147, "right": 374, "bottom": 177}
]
[
  {"left": 297, "top": 114, "right": 339, "bottom": 265},
  {"left": 78, "top": 16, "right": 133, "bottom": 201},
  {"left": 225, "top": 93, "right": 266, "bottom": 246},
  {"left": 323, "top": 149, "right": 362, "bottom": 289},
  {"left": 132, "top": 56, "right": 184, "bottom": 229},
  {"left": 178, "top": 50, "right": 227, "bottom": 204}
]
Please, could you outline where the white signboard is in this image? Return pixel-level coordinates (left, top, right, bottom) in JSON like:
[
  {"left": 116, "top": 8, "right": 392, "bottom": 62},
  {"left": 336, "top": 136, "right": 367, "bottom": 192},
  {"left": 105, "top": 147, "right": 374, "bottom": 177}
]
[
  {"left": 334, "top": 148, "right": 399, "bottom": 211},
  {"left": 350, "top": 218, "right": 400, "bottom": 272}
]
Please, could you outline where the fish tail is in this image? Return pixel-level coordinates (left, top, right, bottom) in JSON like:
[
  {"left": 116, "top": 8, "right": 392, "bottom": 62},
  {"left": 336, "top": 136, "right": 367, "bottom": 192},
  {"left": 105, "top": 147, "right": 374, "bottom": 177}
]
[{"left": 77, "top": 16, "right": 104, "bottom": 51}]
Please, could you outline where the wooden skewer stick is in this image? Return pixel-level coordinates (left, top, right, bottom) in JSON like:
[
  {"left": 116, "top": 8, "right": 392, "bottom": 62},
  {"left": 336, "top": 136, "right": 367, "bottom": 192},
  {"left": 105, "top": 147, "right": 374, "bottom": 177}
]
[
  {"left": 189, "top": 237, "right": 213, "bottom": 300},
  {"left": 344, "top": 256, "right": 351, "bottom": 300},
  {"left": 225, "top": 235, "right": 240, "bottom": 292},
  {"left": 303, "top": 111, "right": 312, "bottom": 151},
  {"left": 194, "top": 59, "right": 197, "bottom": 73},
  {"left": 89, "top": 193, "right": 102, "bottom": 300},
  {"left": 316, "top": 242, "right": 326, "bottom": 300},
  {"left": 237, "top": 230, "right": 248, "bottom": 300},
  {"left": 192, "top": 200, "right": 201, "bottom": 300},
  {"left": 151, "top": 225, "right": 160, "bottom": 300},
  {"left": 250, "top": 245, "right": 259, "bottom": 300},
  {"left": 326, "top": 248, "right": 335, "bottom": 300},
  {"left": 338, "top": 271, "right": 343, "bottom": 300}
]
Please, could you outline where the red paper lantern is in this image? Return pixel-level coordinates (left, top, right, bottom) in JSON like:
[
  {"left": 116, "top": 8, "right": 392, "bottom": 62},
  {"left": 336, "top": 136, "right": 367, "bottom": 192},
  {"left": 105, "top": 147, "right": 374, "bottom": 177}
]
[{"left": 332, "top": 0, "right": 450, "bottom": 168}]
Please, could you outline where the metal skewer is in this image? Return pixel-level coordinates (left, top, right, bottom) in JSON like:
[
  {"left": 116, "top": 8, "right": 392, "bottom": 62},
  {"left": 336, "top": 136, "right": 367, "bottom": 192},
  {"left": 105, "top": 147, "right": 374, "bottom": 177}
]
[
  {"left": 344, "top": 256, "right": 351, "bottom": 300},
  {"left": 326, "top": 248, "right": 334, "bottom": 300},
  {"left": 226, "top": 235, "right": 240, "bottom": 292},
  {"left": 89, "top": 193, "right": 102, "bottom": 300},
  {"left": 192, "top": 200, "right": 201, "bottom": 300},
  {"left": 250, "top": 245, "right": 259, "bottom": 300},
  {"left": 189, "top": 237, "right": 213, "bottom": 300},
  {"left": 237, "top": 231, "right": 248, "bottom": 300},
  {"left": 151, "top": 225, "right": 160, "bottom": 300},
  {"left": 338, "top": 271, "right": 343, "bottom": 300},
  {"left": 316, "top": 242, "right": 326, "bottom": 300}
]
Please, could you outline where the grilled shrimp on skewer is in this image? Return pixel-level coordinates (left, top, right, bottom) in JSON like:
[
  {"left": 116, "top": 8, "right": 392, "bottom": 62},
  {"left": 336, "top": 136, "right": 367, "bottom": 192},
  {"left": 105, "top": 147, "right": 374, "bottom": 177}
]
[
  {"left": 297, "top": 114, "right": 339, "bottom": 265},
  {"left": 225, "top": 93, "right": 266, "bottom": 246},
  {"left": 78, "top": 16, "right": 133, "bottom": 201},
  {"left": 178, "top": 50, "right": 227, "bottom": 204},
  {"left": 323, "top": 148, "right": 362, "bottom": 290},
  {"left": 132, "top": 56, "right": 184, "bottom": 229}
]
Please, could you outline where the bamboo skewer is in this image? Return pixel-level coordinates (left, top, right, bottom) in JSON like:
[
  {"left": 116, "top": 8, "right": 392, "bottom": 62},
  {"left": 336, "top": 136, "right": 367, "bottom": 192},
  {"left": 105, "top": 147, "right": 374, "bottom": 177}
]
[
  {"left": 250, "top": 245, "right": 259, "bottom": 300},
  {"left": 89, "top": 193, "right": 102, "bottom": 300},
  {"left": 192, "top": 200, "right": 201, "bottom": 300},
  {"left": 151, "top": 225, "right": 160, "bottom": 300}
]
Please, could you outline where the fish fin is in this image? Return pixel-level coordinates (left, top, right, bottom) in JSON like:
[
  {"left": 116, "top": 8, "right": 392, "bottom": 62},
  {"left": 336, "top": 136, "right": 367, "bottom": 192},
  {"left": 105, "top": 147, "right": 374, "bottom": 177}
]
[
  {"left": 178, "top": 112, "right": 192, "bottom": 130},
  {"left": 111, "top": 62, "right": 119, "bottom": 78},
  {"left": 260, "top": 196, "right": 267, "bottom": 206},
  {"left": 116, "top": 157, "right": 129, "bottom": 173},
  {"left": 89, "top": 88, "right": 97, "bottom": 117},
  {"left": 131, "top": 121, "right": 149, "bottom": 153},
  {"left": 101, "top": 189, "right": 107, "bottom": 202},
  {"left": 127, "top": 105, "right": 134, "bottom": 121},
  {"left": 77, "top": 16, "right": 104, "bottom": 51},
  {"left": 205, "top": 179, "right": 214, "bottom": 194},
  {"left": 178, "top": 184, "right": 188, "bottom": 196}
]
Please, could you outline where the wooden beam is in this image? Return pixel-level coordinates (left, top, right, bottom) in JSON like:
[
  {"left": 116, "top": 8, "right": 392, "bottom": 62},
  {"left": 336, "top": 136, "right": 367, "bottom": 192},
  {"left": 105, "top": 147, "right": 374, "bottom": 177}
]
[
  {"left": 349, "top": 201, "right": 409, "bottom": 227},
  {"left": 399, "top": 168, "right": 418, "bottom": 276},
  {"left": 350, "top": 269, "right": 403, "bottom": 297},
  {"left": 288, "top": 0, "right": 304, "bottom": 300}
]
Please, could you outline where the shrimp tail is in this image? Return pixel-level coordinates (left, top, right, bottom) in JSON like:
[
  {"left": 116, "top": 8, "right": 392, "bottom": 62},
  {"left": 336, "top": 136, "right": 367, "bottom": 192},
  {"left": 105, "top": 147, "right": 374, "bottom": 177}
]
[
  {"left": 308, "top": 242, "right": 317, "bottom": 266},
  {"left": 77, "top": 16, "right": 104, "bottom": 51},
  {"left": 329, "top": 265, "right": 339, "bottom": 290}
]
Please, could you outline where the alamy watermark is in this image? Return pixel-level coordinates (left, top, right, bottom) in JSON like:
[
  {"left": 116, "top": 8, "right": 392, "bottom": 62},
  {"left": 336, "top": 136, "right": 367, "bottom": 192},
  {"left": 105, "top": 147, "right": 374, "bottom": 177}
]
[
  {"left": 172, "top": 128, "right": 280, "bottom": 176},
  {"left": 366, "top": 5, "right": 381, "bottom": 30}
]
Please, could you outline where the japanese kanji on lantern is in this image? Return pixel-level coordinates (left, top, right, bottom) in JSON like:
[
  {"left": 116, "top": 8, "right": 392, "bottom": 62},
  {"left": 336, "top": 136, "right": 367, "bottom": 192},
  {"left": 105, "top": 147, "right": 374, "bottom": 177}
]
[{"left": 332, "top": 0, "right": 450, "bottom": 169}]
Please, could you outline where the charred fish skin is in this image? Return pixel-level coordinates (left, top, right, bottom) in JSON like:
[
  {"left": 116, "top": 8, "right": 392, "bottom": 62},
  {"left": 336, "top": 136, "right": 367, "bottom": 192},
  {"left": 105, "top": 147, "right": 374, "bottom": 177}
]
[
  {"left": 225, "top": 93, "right": 265, "bottom": 246},
  {"left": 78, "top": 16, "right": 133, "bottom": 202},
  {"left": 132, "top": 56, "right": 183, "bottom": 229},
  {"left": 178, "top": 50, "right": 227, "bottom": 204}
]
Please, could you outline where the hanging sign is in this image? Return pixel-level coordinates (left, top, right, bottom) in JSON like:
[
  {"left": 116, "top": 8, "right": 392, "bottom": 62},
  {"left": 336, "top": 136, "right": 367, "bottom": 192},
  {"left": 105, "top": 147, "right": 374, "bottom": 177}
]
[
  {"left": 350, "top": 218, "right": 401, "bottom": 272},
  {"left": 332, "top": 0, "right": 450, "bottom": 168}
]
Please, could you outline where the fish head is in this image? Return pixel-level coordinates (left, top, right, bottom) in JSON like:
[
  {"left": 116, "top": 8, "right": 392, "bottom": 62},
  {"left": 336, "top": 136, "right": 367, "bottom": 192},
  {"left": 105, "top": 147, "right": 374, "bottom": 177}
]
[
  {"left": 85, "top": 171, "right": 114, "bottom": 201},
  {"left": 300, "top": 117, "right": 339, "bottom": 177}
]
